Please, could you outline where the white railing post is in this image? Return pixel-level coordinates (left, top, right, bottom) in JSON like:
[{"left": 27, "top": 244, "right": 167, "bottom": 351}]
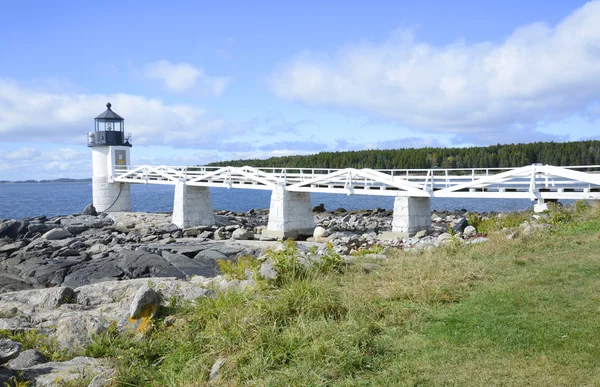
[{"left": 529, "top": 164, "right": 537, "bottom": 194}]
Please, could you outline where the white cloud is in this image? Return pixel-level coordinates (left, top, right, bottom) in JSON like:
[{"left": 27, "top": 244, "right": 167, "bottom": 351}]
[
  {"left": 3, "top": 147, "right": 40, "bottom": 160},
  {"left": 42, "top": 161, "right": 72, "bottom": 171},
  {"left": 143, "top": 60, "right": 231, "bottom": 95},
  {"left": 0, "top": 146, "right": 90, "bottom": 180},
  {"left": 0, "top": 79, "right": 241, "bottom": 146},
  {"left": 269, "top": 1, "right": 600, "bottom": 139}
]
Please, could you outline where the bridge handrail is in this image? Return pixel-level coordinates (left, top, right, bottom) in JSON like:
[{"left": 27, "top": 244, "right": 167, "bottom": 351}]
[
  {"left": 113, "top": 164, "right": 600, "bottom": 179},
  {"left": 110, "top": 163, "right": 600, "bottom": 200}
]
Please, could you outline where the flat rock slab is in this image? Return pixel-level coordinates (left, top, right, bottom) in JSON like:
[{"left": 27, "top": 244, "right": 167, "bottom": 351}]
[
  {"left": 20, "top": 356, "right": 112, "bottom": 387},
  {"left": 194, "top": 249, "right": 228, "bottom": 261},
  {"left": 108, "top": 212, "right": 172, "bottom": 231},
  {"left": 118, "top": 251, "right": 184, "bottom": 279},
  {"left": 0, "top": 273, "right": 34, "bottom": 294},
  {"left": 162, "top": 252, "right": 216, "bottom": 278},
  {"left": 62, "top": 257, "right": 124, "bottom": 288},
  {"left": 162, "top": 244, "right": 210, "bottom": 258}
]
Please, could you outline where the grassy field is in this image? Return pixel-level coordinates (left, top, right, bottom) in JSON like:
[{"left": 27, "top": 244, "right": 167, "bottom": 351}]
[{"left": 55, "top": 205, "right": 600, "bottom": 385}]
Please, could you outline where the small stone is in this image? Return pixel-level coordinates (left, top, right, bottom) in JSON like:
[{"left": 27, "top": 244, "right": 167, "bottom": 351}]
[
  {"left": 5, "top": 349, "right": 46, "bottom": 369},
  {"left": 214, "top": 227, "right": 226, "bottom": 240},
  {"left": 451, "top": 218, "right": 469, "bottom": 233},
  {"left": 42, "top": 228, "right": 72, "bottom": 240},
  {"left": 208, "top": 357, "right": 226, "bottom": 381},
  {"left": 435, "top": 233, "right": 454, "bottom": 247},
  {"left": 414, "top": 230, "right": 427, "bottom": 239},
  {"left": 163, "top": 316, "right": 176, "bottom": 327},
  {"left": 0, "top": 339, "right": 22, "bottom": 365},
  {"left": 463, "top": 225, "right": 477, "bottom": 237},
  {"left": 312, "top": 203, "right": 326, "bottom": 212},
  {"left": 129, "top": 285, "right": 161, "bottom": 319},
  {"left": 313, "top": 226, "right": 329, "bottom": 239},
  {"left": 88, "top": 243, "right": 108, "bottom": 255},
  {"left": 231, "top": 228, "right": 254, "bottom": 240},
  {"left": 199, "top": 230, "right": 214, "bottom": 239},
  {"left": 183, "top": 228, "right": 201, "bottom": 237},
  {"left": 82, "top": 204, "right": 98, "bottom": 216}
]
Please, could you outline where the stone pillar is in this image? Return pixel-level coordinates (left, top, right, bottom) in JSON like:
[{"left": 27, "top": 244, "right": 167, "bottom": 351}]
[
  {"left": 383, "top": 196, "right": 431, "bottom": 239},
  {"left": 533, "top": 198, "right": 549, "bottom": 213},
  {"left": 263, "top": 186, "right": 315, "bottom": 239},
  {"left": 172, "top": 181, "right": 215, "bottom": 228}
]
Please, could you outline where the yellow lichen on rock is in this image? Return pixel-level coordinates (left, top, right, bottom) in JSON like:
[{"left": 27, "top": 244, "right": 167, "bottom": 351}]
[{"left": 128, "top": 303, "right": 159, "bottom": 334}]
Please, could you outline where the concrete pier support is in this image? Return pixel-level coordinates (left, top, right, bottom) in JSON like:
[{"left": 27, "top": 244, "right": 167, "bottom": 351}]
[
  {"left": 92, "top": 177, "right": 131, "bottom": 212},
  {"left": 172, "top": 181, "right": 215, "bottom": 228},
  {"left": 383, "top": 196, "right": 431, "bottom": 239},
  {"left": 533, "top": 198, "right": 549, "bottom": 213},
  {"left": 263, "top": 187, "right": 315, "bottom": 239}
]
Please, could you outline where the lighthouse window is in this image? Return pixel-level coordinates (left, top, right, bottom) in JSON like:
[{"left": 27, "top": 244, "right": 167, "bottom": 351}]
[{"left": 106, "top": 122, "right": 113, "bottom": 131}]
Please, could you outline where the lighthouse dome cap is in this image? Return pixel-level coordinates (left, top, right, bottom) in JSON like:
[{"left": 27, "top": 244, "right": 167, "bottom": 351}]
[{"left": 95, "top": 102, "right": 124, "bottom": 120}]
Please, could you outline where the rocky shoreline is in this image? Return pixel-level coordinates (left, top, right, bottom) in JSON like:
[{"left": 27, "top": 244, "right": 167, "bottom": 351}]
[
  {"left": 0, "top": 205, "right": 498, "bottom": 385},
  {"left": 0, "top": 206, "right": 489, "bottom": 294}
]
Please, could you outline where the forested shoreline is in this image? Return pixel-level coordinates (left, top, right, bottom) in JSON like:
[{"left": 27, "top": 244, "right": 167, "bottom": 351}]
[{"left": 209, "top": 140, "right": 600, "bottom": 169}]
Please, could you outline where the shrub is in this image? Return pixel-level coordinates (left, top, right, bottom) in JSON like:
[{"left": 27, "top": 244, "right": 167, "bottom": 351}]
[
  {"left": 468, "top": 211, "right": 531, "bottom": 234},
  {"left": 217, "top": 256, "right": 261, "bottom": 280},
  {"left": 266, "top": 239, "right": 309, "bottom": 285},
  {"left": 317, "top": 242, "right": 344, "bottom": 273}
]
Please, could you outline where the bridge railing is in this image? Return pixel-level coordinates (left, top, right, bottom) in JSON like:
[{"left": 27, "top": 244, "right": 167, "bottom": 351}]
[{"left": 112, "top": 164, "right": 600, "bottom": 194}]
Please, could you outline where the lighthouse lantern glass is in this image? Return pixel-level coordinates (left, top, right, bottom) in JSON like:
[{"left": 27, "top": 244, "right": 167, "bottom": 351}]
[{"left": 90, "top": 103, "right": 130, "bottom": 147}]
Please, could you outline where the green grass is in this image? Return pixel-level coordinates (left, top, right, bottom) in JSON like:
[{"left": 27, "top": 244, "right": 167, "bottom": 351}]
[
  {"left": 0, "top": 329, "right": 71, "bottom": 362},
  {"left": 86, "top": 203, "right": 600, "bottom": 386}
]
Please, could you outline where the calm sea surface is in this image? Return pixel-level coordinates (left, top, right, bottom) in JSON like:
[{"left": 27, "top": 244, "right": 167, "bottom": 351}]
[{"left": 0, "top": 181, "right": 555, "bottom": 220}]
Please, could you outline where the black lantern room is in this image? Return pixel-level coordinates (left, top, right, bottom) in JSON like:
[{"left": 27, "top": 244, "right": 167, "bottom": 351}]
[{"left": 87, "top": 102, "right": 132, "bottom": 147}]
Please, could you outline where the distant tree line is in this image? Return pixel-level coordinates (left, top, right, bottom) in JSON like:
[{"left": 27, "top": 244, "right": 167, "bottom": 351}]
[{"left": 208, "top": 140, "right": 600, "bottom": 170}]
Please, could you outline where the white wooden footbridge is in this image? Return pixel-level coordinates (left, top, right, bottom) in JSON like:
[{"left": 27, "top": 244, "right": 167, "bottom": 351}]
[
  {"left": 113, "top": 164, "right": 600, "bottom": 199},
  {"left": 101, "top": 163, "right": 600, "bottom": 238},
  {"left": 88, "top": 103, "right": 600, "bottom": 238}
]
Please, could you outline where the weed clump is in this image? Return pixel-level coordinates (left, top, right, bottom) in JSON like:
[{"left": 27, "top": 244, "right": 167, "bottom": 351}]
[
  {"left": 217, "top": 255, "right": 261, "bottom": 280},
  {"left": 0, "top": 329, "right": 70, "bottom": 362}
]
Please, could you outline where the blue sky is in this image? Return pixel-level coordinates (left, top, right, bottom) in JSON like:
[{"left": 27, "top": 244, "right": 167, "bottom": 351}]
[{"left": 1, "top": 0, "right": 598, "bottom": 180}]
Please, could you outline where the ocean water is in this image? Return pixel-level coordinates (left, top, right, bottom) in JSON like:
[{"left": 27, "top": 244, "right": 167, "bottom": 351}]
[{"left": 0, "top": 181, "right": 547, "bottom": 220}]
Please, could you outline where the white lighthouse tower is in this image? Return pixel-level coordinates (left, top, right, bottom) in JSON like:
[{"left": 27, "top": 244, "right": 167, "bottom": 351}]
[{"left": 88, "top": 102, "right": 132, "bottom": 212}]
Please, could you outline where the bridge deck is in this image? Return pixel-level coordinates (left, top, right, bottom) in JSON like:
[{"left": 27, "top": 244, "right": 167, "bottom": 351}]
[{"left": 112, "top": 164, "right": 600, "bottom": 200}]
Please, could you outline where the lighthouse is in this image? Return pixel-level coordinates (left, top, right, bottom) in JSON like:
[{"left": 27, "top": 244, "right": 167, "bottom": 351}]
[{"left": 87, "top": 102, "right": 132, "bottom": 212}]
